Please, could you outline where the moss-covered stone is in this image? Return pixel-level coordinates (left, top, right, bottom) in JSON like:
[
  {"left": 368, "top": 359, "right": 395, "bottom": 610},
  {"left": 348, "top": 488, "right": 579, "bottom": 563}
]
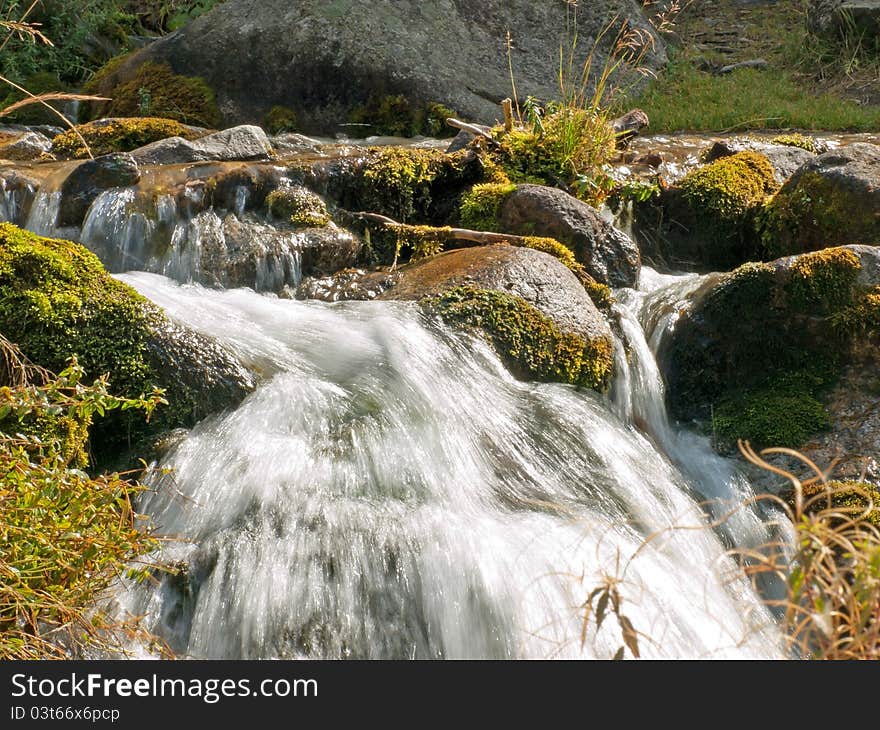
[
  {"left": 263, "top": 106, "right": 299, "bottom": 135},
  {"left": 662, "top": 246, "right": 877, "bottom": 451},
  {"left": 801, "top": 481, "right": 880, "bottom": 528},
  {"left": 84, "top": 61, "right": 221, "bottom": 128},
  {"left": 51, "top": 118, "right": 202, "bottom": 159},
  {"left": 771, "top": 133, "right": 822, "bottom": 154},
  {"left": 459, "top": 182, "right": 517, "bottom": 231},
  {"left": 360, "top": 147, "right": 480, "bottom": 225},
  {"left": 0, "top": 223, "right": 250, "bottom": 464},
  {"left": 425, "top": 285, "right": 613, "bottom": 390},
  {"left": 761, "top": 171, "right": 880, "bottom": 258},
  {"left": 266, "top": 187, "right": 330, "bottom": 228},
  {"left": 675, "top": 151, "right": 779, "bottom": 264},
  {"left": 349, "top": 95, "right": 457, "bottom": 138}
]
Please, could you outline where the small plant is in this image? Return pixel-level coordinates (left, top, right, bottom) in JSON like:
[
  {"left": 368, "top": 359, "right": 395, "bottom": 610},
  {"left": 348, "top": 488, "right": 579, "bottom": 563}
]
[{"left": 0, "top": 336, "right": 166, "bottom": 659}]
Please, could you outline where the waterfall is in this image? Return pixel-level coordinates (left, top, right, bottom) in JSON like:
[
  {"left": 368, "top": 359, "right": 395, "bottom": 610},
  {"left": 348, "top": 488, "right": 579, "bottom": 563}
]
[{"left": 110, "top": 271, "right": 783, "bottom": 660}]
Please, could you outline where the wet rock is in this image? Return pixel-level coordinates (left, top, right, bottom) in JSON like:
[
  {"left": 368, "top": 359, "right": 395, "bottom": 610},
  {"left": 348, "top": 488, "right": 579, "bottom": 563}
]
[
  {"left": 296, "top": 268, "right": 398, "bottom": 302},
  {"left": 378, "top": 244, "right": 611, "bottom": 343},
  {"left": 58, "top": 153, "right": 140, "bottom": 228},
  {"left": 611, "top": 108, "right": 650, "bottom": 147},
  {"left": 130, "top": 125, "right": 274, "bottom": 165},
  {"left": 496, "top": 184, "right": 640, "bottom": 287},
  {"left": 0, "top": 131, "right": 53, "bottom": 161},
  {"left": 0, "top": 168, "right": 41, "bottom": 225}
]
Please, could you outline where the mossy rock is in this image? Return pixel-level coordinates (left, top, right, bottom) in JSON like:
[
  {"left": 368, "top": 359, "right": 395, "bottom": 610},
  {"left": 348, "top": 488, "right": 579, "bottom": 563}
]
[
  {"left": 771, "top": 133, "right": 824, "bottom": 155},
  {"left": 661, "top": 246, "right": 876, "bottom": 451},
  {"left": 424, "top": 286, "right": 613, "bottom": 390},
  {"left": 671, "top": 150, "right": 779, "bottom": 266},
  {"left": 263, "top": 106, "right": 299, "bottom": 135},
  {"left": 266, "top": 187, "right": 330, "bottom": 228},
  {"left": 84, "top": 60, "right": 221, "bottom": 128},
  {"left": 51, "top": 118, "right": 203, "bottom": 159},
  {"left": 349, "top": 95, "right": 457, "bottom": 138},
  {"left": 761, "top": 143, "right": 880, "bottom": 258},
  {"left": 0, "top": 223, "right": 252, "bottom": 464}
]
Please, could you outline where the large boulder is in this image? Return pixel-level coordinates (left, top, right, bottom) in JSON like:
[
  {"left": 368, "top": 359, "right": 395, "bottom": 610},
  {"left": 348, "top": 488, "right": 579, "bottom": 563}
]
[
  {"left": 130, "top": 125, "right": 274, "bottom": 165},
  {"left": 98, "top": 0, "right": 665, "bottom": 132},
  {"left": 659, "top": 245, "right": 880, "bottom": 453},
  {"left": 58, "top": 153, "right": 140, "bottom": 228},
  {"left": 495, "top": 184, "right": 640, "bottom": 287},
  {"left": 762, "top": 142, "right": 880, "bottom": 258},
  {"left": 808, "top": 1, "right": 880, "bottom": 37}
]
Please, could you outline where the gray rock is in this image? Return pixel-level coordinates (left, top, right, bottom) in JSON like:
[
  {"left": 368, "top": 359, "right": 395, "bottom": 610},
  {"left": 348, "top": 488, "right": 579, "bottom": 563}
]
[
  {"left": 131, "top": 125, "right": 273, "bottom": 165},
  {"left": 808, "top": 0, "right": 880, "bottom": 36},
  {"left": 378, "top": 244, "right": 611, "bottom": 343},
  {"left": 58, "top": 153, "right": 140, "bottom": 228},
  {"left": 764, "top": 142, "right": 880, "bottom": 252},
  {"left": 0, "top": 169, "right": 41, "bottom": 225},
  {"left": 497, "top": 184, "right": 640, "bottom": 287},
  {"left": 718, "top": 58, "right": 768, "bottom": 74},
  {"left": 0, "top": 131, "right": 52, "bottom": 161},
  {"left": 108, "top": 0, "right": 666, "bottom": 131}
]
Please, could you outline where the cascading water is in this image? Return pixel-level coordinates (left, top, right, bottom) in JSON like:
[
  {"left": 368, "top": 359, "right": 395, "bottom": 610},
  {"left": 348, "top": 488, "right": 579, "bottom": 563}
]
[{"left": 109, "top": 270, "right": 784, "bottom": 660}]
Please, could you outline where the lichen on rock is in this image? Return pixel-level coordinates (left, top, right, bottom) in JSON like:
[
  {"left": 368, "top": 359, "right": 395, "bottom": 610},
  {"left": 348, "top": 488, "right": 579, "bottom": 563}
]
[{"left": 52, "top": 118, "right": 203, "bottom": 159}]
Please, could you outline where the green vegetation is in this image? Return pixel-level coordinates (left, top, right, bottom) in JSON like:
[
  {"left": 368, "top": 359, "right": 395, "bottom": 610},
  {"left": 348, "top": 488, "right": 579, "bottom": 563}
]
[
  {"left": 459, "top": 182, "right": 517, "bottom": 232},
  {"left": 349, "top": 95, "right": 457, "bottom": 138},
  {"left": 361, "top": 147, "right": 478, "bottom": 223},
  {"left": 761, "top": 171, "right": 880, "bottom": 258},
  {"left": 263, "top": 105, "right": 299, "bottom": 135},
  {"left": 425, "top": 285, "right": 613, "bottom": 391},
  {"left": 84, "top": 60, "right": 220, "bottom": 127},
  {"left": 0, "top": 71, "right": 71, "bottom": 126},
  {"left": 802, "top": 480, "right": 880, "bottom": 530},
  {"left": 771, "top": 133, "right": 823, "bottom": 154},
  {"left": 679, "top": 150, "right": 778, "bottom": 223},
  {"left": 266, "top": 187, "right": 330, "bottom": 228},
  {"left": 51, "top": 117, "right": 202, "bottom": 158},
  {"left": 492, "top": 108, "right": 617, "bottom": 207},
  {"left": 0, "top": 339, "right": 163, "bottom": 659},
  {"left": 693, "top": 248, "right": 874, "bottom": 450},
  {"left": 636, "top": 58, "right": 880, "bottom": 132}
]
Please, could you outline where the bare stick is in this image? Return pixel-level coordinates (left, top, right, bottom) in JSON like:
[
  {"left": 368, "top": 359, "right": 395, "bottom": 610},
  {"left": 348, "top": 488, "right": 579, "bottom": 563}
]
[
  {"left": 350, "top": 211, "right": 529, "bottom": 247},
  {"left": 501, "top": 99, "right": 514, "bottom": 133},
  {"left": 445, "top": 118, "right": 500, "bottom": 148}
]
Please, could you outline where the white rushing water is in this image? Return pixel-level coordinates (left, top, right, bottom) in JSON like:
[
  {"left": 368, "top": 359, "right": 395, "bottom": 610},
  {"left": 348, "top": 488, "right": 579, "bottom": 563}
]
[{"left": 111, "top": 270, "right": 783, "bottom": 660}]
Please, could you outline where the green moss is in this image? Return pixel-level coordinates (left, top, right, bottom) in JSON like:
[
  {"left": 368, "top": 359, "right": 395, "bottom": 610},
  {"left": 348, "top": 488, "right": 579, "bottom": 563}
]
[
  {"left": 0, "top": 223, "right": 213, "bottom": 463},
  {"left": 424, "top": 285, "right": 613, "bottom": 390},
  {"left": 349, "top": 95, "right": 457, "bottom": 138},
  {"left": 394, "top": 225, "right": 455, "bottom": 261},
  {"left": 680, "top": 151, "right": 778, "bottom": 224},
  {"left": 88, "top": 61, "right": 221, "bottom": 127},
  {"left": 459, "top": 182, "right": 516, "bottom": 231},
  {"left": 266, "top": 187, "right": 330, "bottom": 228},
  {"left": 832, "top": 285, "right": 880, "bottom": 335},
  {"left": 771, "top": 133, "right": 822, "bottom": 154},
  {"left": 583, "top": 279, "right": 614, "bottom": 312},
  {"left": 493, "top": 109, "right": 617, "bottom": 207},
  {"left": 784, "top": 247, "right": 861, "bottom": 312},
  {"left": 761, "top": 172, "right": 880, "bottom": 258},
  {"left": 361, "top": 147, "right": 472, "bottom": 222},
  {"left": 713, "top": 377, "right": 831, "bottom": 450},
  {"left": 263, "top": 106, "right": 299, "bottom": 135},
  {"left": 51, "top": 117, "right": 202, "bottom": 159}
]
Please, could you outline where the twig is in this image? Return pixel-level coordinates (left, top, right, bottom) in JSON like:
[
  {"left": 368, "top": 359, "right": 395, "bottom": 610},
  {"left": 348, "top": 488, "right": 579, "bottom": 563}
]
[
  {"left": 446, "top": 118, "right": 501, "bottom": 148},
  {"left": 349, "top": 211, "right": 530, "bottom": 247}
]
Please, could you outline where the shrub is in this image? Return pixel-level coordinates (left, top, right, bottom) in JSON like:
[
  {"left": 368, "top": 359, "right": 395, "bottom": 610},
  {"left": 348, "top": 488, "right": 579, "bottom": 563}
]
[
  {"left": 0, "top": 342, "right": 163, "bottom": 659},
  {"left": 263, "top": 105, "right": 299, "bottom": 135},
  {"left": 349, "top": 95, "right": 457, "bottom": 138}
]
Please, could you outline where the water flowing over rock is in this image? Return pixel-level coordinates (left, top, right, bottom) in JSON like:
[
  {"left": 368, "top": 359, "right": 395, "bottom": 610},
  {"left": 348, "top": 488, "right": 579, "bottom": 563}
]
[
  {"left": 103, "top": 0, "right": 666, "bottom": 131},
  {"left": 58, "top": 153, "right": 140, "bottom": 228},
  {"left": 497, "top": 184, "right": 641, "bottom": 287}
]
